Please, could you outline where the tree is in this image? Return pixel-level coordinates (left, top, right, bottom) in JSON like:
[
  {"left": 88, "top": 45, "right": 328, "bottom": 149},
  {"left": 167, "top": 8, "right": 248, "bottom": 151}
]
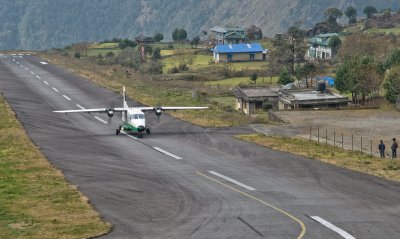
[
  {"left": 118, "top": 39, "right": 137, "bottom": 49},
  {"left": 384, "top": 66, "right": 400, "bottom": 103},
  {"left": 249, "top": 72, "right": 258, "bottom": 85},
  {"left": 336, "top": 56, "right": 384, "bottom": 104},
  {"left": 296, "top": 62, "right": 316, "bottom": 88},
  {"left": 384, "top": 49, "right": 400, "bottom": 70},
  {"left": 328, "top": 35, "right": 342, "bottom": 57},
  {"left": 344, "top": 6, "right": 357, "bottom": 24},
  {"left": 190, "top": 36, "right": 200, "bottom": 48},
  {"left": 172, "top": 28, "right": 187, "bottom": 42},
  {"left": 364, "top": 6, "right": 377, "bottom": 19},
  {"left": 153, "top": 33, "right": 164, "bottom": 42},
  {"left": 152, "top": 48, "right": 161, "bottom": 61},
  {"left": 272, "top": 27, "right": 306, "bottom": 75},
  {"left": 324, "top": 8, "right": 343, "bottom": 25},
  {"left": 246, "top": 25, "right": 263, "bottom": 40},
  {"left": 278, "top": 70, "right": 294, "bottom": 85}
]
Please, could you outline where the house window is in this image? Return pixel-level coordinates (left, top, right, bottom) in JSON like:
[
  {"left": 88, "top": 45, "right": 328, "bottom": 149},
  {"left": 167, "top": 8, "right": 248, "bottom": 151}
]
[
  {"left": 250, "top": 53, "right": 255, "bottom": 61},
  {"left": 227, "top": 53, "right": 232, "bottom": 61}
]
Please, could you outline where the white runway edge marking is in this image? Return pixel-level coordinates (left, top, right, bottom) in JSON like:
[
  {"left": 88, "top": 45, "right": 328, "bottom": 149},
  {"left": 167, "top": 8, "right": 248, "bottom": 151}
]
[
  {"left": 62, "top": 95, "right": 71, "bottom": 101},
  {"left": 310, "top": 216, "right": 356, "bottom": 239},
  {"left": 43, "top": 81, "right": 49, "bottom": 85},
  {"left": 40, "top": 62, "right": 48, "bottom": 65},
  {"left": 76, "top": 104, "right": 85, "bottom": 110},
  {"left": 35, "top": 75, "right": 41, "bottom": 79},
  {"left": 94, "top": 116, "right": 108, "bottom": 124},
  {"left": 153, "top": 147, "right": 183, "bottom": 160},
  {"left": 52, "top": 87, "right": 59, "bottom": 92},
  {"left": 208, "top": 171, "right": 256, "bottom": 191}
]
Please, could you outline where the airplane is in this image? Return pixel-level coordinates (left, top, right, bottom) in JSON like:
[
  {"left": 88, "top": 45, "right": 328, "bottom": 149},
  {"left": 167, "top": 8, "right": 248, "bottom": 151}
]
[{"left": 53, "top": 86, "right": 208, "bottom": 138}]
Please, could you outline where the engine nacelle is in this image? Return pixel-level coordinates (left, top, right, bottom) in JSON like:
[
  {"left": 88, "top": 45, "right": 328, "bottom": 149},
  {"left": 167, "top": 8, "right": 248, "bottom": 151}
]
[
  {"left": 107, "top": 108, "right": 114, "bottom": 117},
  {"left": 154, "top": 107, "right": 163, "bottom": 117}
]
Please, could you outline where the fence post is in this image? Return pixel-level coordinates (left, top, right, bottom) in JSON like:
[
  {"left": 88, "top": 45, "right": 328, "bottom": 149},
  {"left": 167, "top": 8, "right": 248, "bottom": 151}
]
[
  {"left": 325, "top": 129, "right": 328, "bottom": 145},
  {"left": 352, "top": 134, "right": 354, "bottom": 151},
  {"left": 318, "top": 128, "right": 320, "bottom": 142},
  {"left": 334, "top": 131, "right": 336, "bottom": 147},
  {"left": 361, "top": 137, "right": 363, "bottom": 152},
  {"left": 341, "top": 133, "right": 344, "bottom": 149},
  {"left": 370, "top": 140, "right": 373, "bottom": 156},
  {"left": 310, "top": 127, "right": 312, "bottom": 140}
]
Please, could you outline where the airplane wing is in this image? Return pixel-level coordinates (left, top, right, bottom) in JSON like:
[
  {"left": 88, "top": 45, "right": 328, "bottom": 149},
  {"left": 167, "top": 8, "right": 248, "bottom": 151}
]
[
  {"left": 136, "top": 106, "right": 208, "bottom": 111},
  {"left": 53, "top": 108, "right": 127, "bottom": 114}
]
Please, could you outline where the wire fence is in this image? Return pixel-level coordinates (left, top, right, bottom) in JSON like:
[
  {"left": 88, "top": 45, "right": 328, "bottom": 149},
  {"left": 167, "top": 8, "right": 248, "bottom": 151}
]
[{"left": 308, "top": 127, "right": 395, "bottom": 158}]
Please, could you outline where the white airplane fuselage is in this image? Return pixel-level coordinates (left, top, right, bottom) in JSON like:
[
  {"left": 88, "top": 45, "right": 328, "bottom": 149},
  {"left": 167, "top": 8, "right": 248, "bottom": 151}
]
[{"left": 122, "top": 109, "right": 147, "bottom": 133}]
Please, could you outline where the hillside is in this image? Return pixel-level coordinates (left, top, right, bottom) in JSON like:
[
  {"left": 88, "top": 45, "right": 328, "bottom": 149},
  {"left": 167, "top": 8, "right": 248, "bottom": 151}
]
[{"left": 0, "top": 0, "right": 399, "bottom": 50}]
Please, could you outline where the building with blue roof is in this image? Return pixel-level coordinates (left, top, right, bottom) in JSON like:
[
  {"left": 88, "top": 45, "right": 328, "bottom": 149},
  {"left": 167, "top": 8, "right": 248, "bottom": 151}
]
[{"left": 211, "top": 43, "right": 265, "bottom": 63}]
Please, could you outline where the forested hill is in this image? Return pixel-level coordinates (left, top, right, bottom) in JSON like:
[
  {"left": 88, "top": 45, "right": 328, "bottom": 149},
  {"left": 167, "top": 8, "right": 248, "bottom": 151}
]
[{"left": 0, "top": 0, "right": 399, "bottom": 50}]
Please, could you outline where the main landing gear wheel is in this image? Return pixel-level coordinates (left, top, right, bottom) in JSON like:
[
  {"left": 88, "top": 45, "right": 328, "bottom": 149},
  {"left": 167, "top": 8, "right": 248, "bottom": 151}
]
[
  {"left": 146, "top": 128, "right": 150, "bottom": 134},
  {"left": 116, "top": 126, "right": 121, "bottom": 135},
  {"left": 138, "top": 132, "right": 143, "bottom": 138}
]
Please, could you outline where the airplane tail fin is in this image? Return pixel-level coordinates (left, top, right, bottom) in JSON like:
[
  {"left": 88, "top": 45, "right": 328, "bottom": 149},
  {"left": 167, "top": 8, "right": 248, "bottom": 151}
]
[{"left": 123, "top": 86, "right": 129, "bottom": 109}]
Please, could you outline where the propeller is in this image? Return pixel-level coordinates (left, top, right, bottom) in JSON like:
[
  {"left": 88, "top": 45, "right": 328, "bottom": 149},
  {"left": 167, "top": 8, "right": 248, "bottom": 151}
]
[
  {"left": 107, "top": 108, "right": 114, "bottom": 124},
  {"left": 154, "top": 106, "right": 163, "bottom": 123}
]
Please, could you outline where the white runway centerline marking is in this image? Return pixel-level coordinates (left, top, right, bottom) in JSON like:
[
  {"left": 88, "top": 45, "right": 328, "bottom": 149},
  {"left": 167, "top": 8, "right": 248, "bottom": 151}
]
[
  {"left": 35, "top": 75, "right": 41, "bottom": 79},
  {"left": 310, "top": 216, "right": 356, "bottom": 239},
  {"left": 40, "top": 62, "right": 48, "bottom": 65},
  {"left": 43, "top": 81, "right": 49, "bottom": 85},
  {"left": 120, "top": 131, "right": 138, "bottom": 140},
  {"left": 52, "top": 87, "right": 59, "bottom": 92},
  {"left": 30, "top": 71, "right": 35, "bottom": 75},
  {"left": 208, "top": 171, "right": 256, "bottom": 191},
  {"left": 62, "top": 95, "right": 71, "bottom": 101},
  {"left": 76, "top": 104, "right": 85, "bottom": 110},
  {"left": 12, "top": 59, "right": 15, "bottom": 61},
  {"left": 153, "top": 147, "right": 183, "bottom": 160},
  {"left": 24, "top": 67, "right": 29, "bottom": 70},
  {"left": 94, "top": 116, "right": 108, "bottom": 124}
]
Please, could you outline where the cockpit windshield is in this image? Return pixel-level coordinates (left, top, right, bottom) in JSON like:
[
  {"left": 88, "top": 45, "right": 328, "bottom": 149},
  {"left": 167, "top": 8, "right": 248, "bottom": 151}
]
[{"left": 130, "top": 114, "right": 144, "bottom": 120}]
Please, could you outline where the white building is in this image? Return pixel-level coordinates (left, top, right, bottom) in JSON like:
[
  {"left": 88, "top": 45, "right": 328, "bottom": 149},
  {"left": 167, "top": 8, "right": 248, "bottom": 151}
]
[{"left": 306, "top": 33, "right": 339, "bottom": 60}]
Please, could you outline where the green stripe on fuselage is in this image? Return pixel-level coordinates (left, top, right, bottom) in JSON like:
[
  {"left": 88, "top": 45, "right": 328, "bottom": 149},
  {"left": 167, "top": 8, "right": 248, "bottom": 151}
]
[{"left": 122, "top": 122, "right": 140, "bottom": 132}]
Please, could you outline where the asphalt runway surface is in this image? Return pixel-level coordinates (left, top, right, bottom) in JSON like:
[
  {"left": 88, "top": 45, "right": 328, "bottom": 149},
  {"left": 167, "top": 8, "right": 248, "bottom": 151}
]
[{"left": 1, "top": 53, "right": 400, "bottom": 238}]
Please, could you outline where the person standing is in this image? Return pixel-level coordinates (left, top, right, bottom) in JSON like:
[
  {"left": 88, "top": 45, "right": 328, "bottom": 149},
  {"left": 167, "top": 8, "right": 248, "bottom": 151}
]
[
  {"left": 378, "top": 140, "right": 385, "bottom": 158},
  {"left": 391, "top": 138, "right": 398, "bottom": 159}
]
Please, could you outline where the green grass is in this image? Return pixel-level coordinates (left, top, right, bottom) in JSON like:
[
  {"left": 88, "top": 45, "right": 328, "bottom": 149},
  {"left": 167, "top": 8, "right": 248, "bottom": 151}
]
[
  {"left": 208, "top": 76, "right": 278, "bottom": 88},
  {"left": 365, "top": 27, "right": 400, "bottom": 35},
  {"left": 209, "top": 96, "right": 236, "bottom": 107},
  {"left": 237, "top": 134, "right": 400, "bottom": 182},
  {"left": 86, "top": 49, "right": 121, "bottom": 57},
  {"left": 89, "top": 42, "right": 118, "bottom": 49},
  {"left": 0, "top": 96, "right": 110, "bottom": 238},
  {"left": 162, "top": 54, "right": 212, "bottom": 72}
]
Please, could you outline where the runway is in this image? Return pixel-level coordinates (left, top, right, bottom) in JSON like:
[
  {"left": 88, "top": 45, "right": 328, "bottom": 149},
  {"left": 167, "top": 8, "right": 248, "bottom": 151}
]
[{"left": 1, "top": 53, "right": 400, "bottom": 238}]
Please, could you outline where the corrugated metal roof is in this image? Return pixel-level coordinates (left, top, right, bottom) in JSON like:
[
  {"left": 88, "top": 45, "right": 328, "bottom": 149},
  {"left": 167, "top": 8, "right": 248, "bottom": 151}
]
[{"left": 212, "top": 43, "right": 264, "bottom": 53}]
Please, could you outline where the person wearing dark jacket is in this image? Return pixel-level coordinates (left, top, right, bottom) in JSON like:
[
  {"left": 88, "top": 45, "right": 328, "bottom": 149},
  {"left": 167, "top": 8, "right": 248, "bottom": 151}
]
[
  {"left": 391, "top": 138, "right": 398, "bottom": 159},
  {"left": 378, "top": 140, "right": 385, "bottom": 158}
]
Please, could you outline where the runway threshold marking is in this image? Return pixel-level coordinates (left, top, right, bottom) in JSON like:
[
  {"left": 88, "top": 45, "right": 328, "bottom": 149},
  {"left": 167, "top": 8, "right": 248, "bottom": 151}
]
[
  {"left": 76, "top": 104, "right": 85, "bottom": 110},
  {"left": 208, "top": 171, "right": 256, "bottom": 191},
  {"left": 52, "top": 87, "right": 59, "bottom": 92},
  {"left": 196, "top": 171, "right": 306, "bottom": 239},
  {"left": 36, "top": 75, "right": 41, "bottom": 79},
  {"left": 309, "top": 216, "right": 356, "bottom": 239},
  {"left": 62, "top": 95, "right": 72, "bottom": 101},
  {"left": 43, "top": 81, "right": 49, "bottom": 85},
  {"left": 153, "top": 147, "right": 183, "bottom": 160},
  {"left": 94, "top": 116, "right": 108, "bottom": 124}
]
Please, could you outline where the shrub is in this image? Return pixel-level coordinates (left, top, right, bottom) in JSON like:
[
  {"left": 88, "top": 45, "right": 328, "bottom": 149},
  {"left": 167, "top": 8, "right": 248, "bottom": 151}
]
[
  {"left": 169, "top": 66, "right": 179, "bottom": 74},
  {"left": 74, "top": 52, "right": 81, "bottom": 58}
]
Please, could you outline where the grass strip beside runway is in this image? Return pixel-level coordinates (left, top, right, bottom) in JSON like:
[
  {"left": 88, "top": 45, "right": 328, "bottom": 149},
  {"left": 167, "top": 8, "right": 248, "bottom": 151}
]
[
  {"left": 0, "top": 96, "right": 110, "bottom": 238},
  {"left": 237, "top": 134, "right": 400, "bottom": 182}
]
